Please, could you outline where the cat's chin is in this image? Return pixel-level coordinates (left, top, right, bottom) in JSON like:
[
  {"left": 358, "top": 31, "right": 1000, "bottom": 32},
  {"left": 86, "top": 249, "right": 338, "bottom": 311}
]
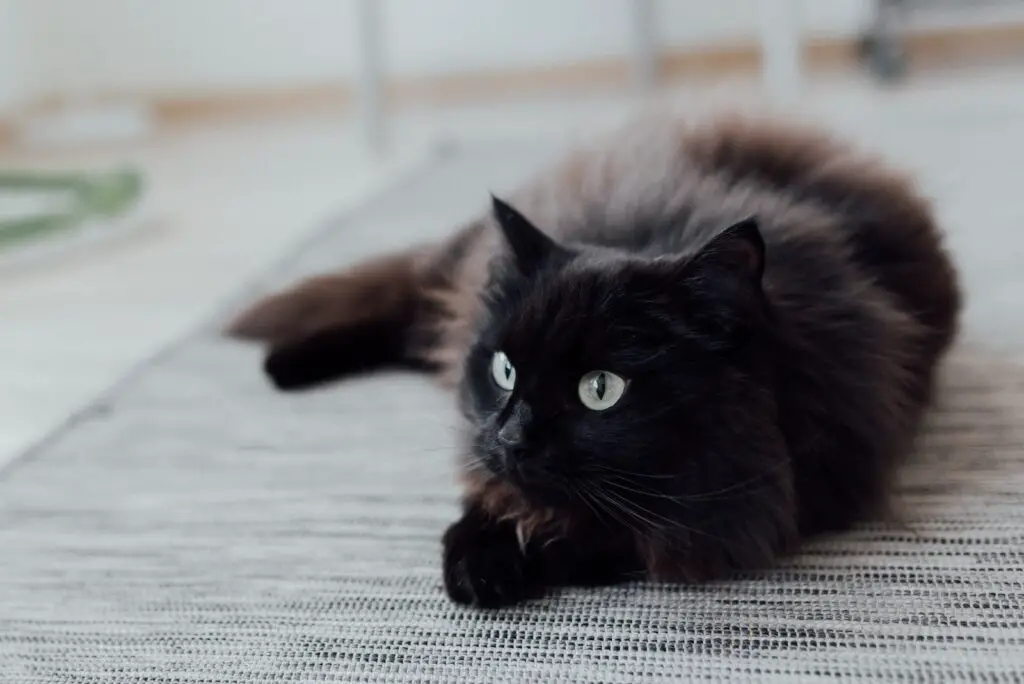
[
  {"left": 493, "top": 466, "right": 573, "bottom": 510},
  {"left": 467, "top": 463, "right": 570, "bottom": 511},
  {"left": 504, "top": 476, "right": 573, "bottom": 510}
]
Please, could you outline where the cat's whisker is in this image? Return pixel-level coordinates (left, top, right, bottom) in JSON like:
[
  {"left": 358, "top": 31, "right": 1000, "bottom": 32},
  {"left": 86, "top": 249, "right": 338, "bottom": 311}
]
[
  {"left": 681, "top": 456, "right": 796, "bottom": 500},
  {"left": 601, "top": 471, "right": 772, "bottom": 504},
  {"left": 597, "top": 485, "right": 720, "bottom": 542},
  {"left": 681, "top": 473, "right": 777, "bottom": 502},
  {"left": 593, "top": 487, "right": 666, "bottom": 533},
  {"left": 584, "top": 484, "right": 648, "bottom": 540},
  {"left": 586, "top": 464, "right": 677, "bottom": 480},
  {"left": 571, "top": 483, "right": 606, "bottom": 525},
  {"left": 602, "top": 477, "right": 691, "bottom": 503}
]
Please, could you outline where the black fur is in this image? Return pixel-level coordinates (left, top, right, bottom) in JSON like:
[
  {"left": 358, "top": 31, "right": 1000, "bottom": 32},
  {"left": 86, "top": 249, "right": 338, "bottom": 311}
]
[
  {"left": 264, "top": 318, "right": 436, "bottom": 390},
  {"left": 229, "top": 118, "right": 961, "bottom": 608},
  {"left": 449, "top": 176, "right": 957, "bottom": 604},
  {"left": 443, "top": 504, "right": 642, "bottom": 608}
]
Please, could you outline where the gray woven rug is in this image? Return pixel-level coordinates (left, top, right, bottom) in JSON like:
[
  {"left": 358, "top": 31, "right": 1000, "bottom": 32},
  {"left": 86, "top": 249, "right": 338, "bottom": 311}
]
[{"left": 3, "top": 141, "right": 1024, "bottom": 683}]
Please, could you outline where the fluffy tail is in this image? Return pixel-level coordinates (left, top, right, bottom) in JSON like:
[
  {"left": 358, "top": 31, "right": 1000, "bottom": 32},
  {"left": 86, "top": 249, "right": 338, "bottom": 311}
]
[{"left": 226, "top": 249, "right": 436, "bottom": 390}]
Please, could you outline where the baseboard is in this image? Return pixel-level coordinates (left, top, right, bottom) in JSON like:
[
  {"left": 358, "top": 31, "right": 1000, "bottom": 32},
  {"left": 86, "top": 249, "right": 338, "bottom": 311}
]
[
  {"left": 158, "top": 19, "right": 1024, "bottom": 125},
  {"left": 2, "top": 21, "right": 1024, "bottom": 146},
  {"left": 152, "top": 84, "right": 352, "bottom": 125}
]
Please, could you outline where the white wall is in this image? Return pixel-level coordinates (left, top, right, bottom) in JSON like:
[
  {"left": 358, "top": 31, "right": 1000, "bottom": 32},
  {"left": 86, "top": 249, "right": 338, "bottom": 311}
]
[
  {"left": 0, "top": 0, "right": 35, "bottom": 112},
  {"left": 8, "top": 0, "right": 871, "bottom": 99}
]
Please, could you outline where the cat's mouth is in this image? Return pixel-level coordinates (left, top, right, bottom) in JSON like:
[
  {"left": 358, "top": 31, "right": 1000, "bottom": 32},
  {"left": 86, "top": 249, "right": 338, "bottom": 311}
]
[
  {"left": 482, "top": 448, "right": 534, "bottom": 481},
  {"left": 481, "top": 450, "right": 524, "bottom": 485},
  {"left": 477, "top": 448, "right": 571, "bottom": 507}
]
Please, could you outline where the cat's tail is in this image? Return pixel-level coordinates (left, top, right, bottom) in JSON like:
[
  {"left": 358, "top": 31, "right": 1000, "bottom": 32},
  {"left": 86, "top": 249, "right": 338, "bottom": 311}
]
[{"left": 225, "top": 248, "right": 441, "bottom": 391}]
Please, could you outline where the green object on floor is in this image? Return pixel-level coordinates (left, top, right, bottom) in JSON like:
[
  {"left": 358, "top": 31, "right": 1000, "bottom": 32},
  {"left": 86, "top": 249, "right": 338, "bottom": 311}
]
[{"left": 0, "top": 167, "right": 144, "bottom": 249}]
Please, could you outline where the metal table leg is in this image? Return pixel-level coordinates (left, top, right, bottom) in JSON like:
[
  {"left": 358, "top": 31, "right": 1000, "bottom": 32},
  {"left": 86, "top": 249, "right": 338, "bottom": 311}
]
[{"left": 860, "top": 0, "right": 908, "bottom": 81}]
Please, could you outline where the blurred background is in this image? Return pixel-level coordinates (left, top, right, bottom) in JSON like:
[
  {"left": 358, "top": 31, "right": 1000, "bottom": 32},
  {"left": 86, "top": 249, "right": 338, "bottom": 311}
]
[{"left": 2, "top": 0, "right": 1023, "bottom": 466}]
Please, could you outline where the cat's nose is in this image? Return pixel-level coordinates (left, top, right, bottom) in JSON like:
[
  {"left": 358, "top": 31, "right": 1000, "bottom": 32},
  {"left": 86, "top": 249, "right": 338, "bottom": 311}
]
[
  {"left": 497, "top": 419, "right": 523, "bottom": 448},
  {"left": 496, "top": 430, "right": 528, "bottom": 469},
  {"left": 497, "top": 435, "right": 526, "bottom": 463},
  {"left": 499, "top": 442, "right": 527, "bottom": 465}
]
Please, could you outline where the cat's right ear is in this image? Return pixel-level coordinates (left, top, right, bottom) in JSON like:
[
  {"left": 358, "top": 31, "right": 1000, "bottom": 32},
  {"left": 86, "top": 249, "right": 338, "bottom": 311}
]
[{"left": 491, "top": 195, "right": 564, "bottom": 275}]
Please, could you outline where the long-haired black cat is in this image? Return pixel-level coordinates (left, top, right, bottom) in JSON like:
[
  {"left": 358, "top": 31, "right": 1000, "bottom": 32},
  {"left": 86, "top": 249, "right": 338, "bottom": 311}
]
[{"left": 228, "top": 116, "right": 961, "bottom": 608}]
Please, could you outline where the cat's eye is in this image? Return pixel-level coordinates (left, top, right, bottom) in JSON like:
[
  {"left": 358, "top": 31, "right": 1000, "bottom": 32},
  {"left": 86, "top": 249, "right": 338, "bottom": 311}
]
[
  {"left": 578, "top": 370, "right": 628, "bottom": 411},
  {"left": 490, "top": 351, "right": 516, "bottom": 391}
]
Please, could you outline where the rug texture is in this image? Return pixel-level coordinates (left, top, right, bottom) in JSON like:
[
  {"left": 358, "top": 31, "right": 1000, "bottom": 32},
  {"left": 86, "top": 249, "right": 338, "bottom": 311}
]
[{"left": 2, "top": 143, "right": 1024, "bottom": 683}]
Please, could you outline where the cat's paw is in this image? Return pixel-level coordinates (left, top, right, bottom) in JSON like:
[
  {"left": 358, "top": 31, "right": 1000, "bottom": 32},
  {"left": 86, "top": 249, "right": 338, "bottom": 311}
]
[{"left": 442, "top": 517, "right": 533, "bottom": 608}]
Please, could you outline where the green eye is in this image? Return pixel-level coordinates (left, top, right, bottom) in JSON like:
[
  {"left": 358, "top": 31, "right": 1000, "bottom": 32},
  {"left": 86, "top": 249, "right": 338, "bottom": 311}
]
[
  {"left": 490, "top": 351, "right": 516, "bottom": 391},
  {"left": 578, "top": 370, "right": 627, "bottom": 411}
]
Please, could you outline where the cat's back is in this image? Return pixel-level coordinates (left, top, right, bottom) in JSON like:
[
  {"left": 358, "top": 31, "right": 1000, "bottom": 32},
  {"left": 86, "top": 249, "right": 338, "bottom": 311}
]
[{"left": 513, "top": 115, "right": 959, "bottom": 352}]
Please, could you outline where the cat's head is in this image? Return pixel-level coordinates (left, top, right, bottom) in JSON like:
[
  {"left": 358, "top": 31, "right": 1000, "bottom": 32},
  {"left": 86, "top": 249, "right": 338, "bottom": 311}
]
[{"left": 457, "top": 196, "right": 796, "bottom": 578}]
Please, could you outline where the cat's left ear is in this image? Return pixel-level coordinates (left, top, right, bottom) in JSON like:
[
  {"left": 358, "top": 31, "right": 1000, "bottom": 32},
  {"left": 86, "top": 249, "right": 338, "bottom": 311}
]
[
  {"left": 687, "top": 218, "right": 765, "bottom": 286},
  {"left": 674, "top": 218, "right": 768, "bottom": 345},
  {"left": 491, "top": 195, "right": 565, "bottom": 275}
]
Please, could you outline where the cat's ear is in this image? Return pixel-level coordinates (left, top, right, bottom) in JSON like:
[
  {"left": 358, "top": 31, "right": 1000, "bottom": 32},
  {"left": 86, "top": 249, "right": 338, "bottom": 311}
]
[
  {"left": 674, "top": 218, "right": 768, "bottom": 346},
  {"left": 687, "top": 218, "right": 765, "bottom": 285},
  {"left": 491, "top": 195, "right": 563, "bottom": 275}
]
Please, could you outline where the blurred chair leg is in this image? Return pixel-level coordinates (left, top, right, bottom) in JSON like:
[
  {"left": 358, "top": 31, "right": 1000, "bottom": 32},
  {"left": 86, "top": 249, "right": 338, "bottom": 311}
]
[
  {"left": 759, "top": 0, "right": 803, "bottom": 101},
  {"left": 861, "top": 0, "right": 908, "bottom": 82},
  {"left": 356, "top": 0, "right": 385, "bottom": 154},
  {"left": 630, "top": 0, "right": 659, "bottom": 94}
]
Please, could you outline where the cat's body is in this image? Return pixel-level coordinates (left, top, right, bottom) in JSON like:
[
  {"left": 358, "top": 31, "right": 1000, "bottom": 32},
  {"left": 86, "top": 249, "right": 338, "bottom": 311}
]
[{"left": 229, "top": 116, "right": 960, "bottom": 608}]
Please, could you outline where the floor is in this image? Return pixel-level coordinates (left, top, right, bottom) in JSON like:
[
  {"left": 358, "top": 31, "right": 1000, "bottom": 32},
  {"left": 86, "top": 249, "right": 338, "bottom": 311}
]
[{"left": 2, "top": 65, "right": 1024, "bottom": 470}]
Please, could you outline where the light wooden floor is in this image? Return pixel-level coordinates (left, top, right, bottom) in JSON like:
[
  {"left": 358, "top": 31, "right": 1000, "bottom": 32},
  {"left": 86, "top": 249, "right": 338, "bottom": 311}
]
[{"left": 2, "top": 66, "right": 1024, "bottom": 469}]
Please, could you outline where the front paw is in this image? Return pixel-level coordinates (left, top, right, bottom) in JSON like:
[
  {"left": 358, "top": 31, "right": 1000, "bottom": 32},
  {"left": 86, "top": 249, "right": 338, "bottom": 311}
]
[{"left": 442, "top": 517, "right": 533, "bottom": 608}]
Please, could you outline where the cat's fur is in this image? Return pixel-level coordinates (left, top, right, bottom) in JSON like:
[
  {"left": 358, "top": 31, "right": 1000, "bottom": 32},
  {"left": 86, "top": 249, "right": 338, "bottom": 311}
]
[{"left": 227, "top": 116, "right": 961, "bottom": 608}]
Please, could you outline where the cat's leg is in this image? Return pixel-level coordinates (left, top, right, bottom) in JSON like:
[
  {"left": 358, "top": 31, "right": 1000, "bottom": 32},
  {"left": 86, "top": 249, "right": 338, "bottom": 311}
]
[
  {"left": 442, "top": 505, "right": 641, "bottom": 608},
  {"left": 227, "top": 220, "right": 487, "bottom": 390},
  {"left": 226, "top": 247, "right": 443, "bottom": 390}
]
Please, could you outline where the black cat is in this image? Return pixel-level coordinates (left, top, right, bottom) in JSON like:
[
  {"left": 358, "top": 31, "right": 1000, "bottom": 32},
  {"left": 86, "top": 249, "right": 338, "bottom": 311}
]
[{"left": 228, "top": 116, "right": 961, "bottom": 608}]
